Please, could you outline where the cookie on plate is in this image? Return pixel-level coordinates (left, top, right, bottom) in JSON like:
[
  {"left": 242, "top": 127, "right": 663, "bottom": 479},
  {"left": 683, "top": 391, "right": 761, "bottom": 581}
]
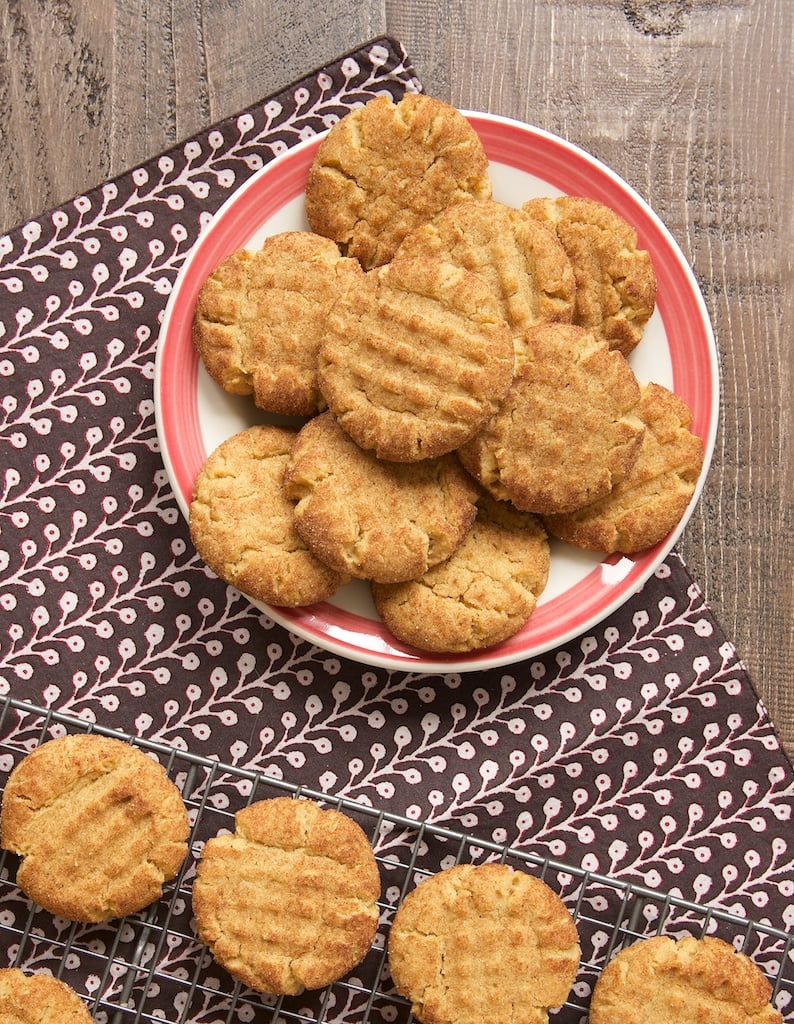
[
  {"left": 0, "top": 969, "right": 93, "bottom": 1024},
  {"left": 395, "top": 198, "right": 576, "bottom": 361},
  {"left": 543, "top": 382, "right": 704, "bottom": 553},
  {"left": 522, "top": 195, "right": 656, "bottom": 357},
  {"left": 589, "top": 935, "right": 782, "bottom": 1024},
  {"left": 192, "top": 231, "right": 361, "bottom": 417},
  {"left": 193, "top": 796, "right": 380, "bottom": 995},
  {"left": 388, "top": 863, "right": 580, "bottom": 1024},
  {"left": 189, "top": 424, "right": 349, "bottom": 606},
  {"left": 305, "top": 93, "right": 492, "bottom": 269},
  {"left": 0, "top": 734, "right": 189, "bottom": 923},
  {"left": 283, "top": 412, "right": 479, "bottom": 584},
  {"left": 372, "top": 493, "right": 549, "bottom": 653},
  {"left": 318, "top": 255, "right": 514, "bottom": 462},
  {"left": 458, "top": 323, "right": 645, "bottom": 515}
]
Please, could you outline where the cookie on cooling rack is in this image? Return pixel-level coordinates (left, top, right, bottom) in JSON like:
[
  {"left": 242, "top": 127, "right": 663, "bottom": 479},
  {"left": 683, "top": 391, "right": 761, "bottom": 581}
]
[
  {"left": 318, "top": 254, "right": 514, "bottom": 462},
  {"left": 283, "top": 411, "right": 479, "bottom": 584},
  {"left": 522, "top": 195, "right": 657, "bottom": 357},
  {"left": 371, "top": 493, "right": 550, "bottom": 653},
  {"left": 0, "top": 968, "right": 93, "bottom": 1024},
  {"left": 543, "top": 382, "right": 704, "bottom": 553},
  {"left": 192, "top": 231, "right": 361, "bottom": 418},
  {"left": 0, "top": 734, "right": 189, "bottom": 923},
  {"left": 189, "top": 424, "right": 349, "bottom": 606},
  {"left": 388, "top": 863, "right": 580, "bottom": 1024},
  {"left": 394, "top": 198, "right": 576, "bottom": 361},
  {"left": 305, "top": 93, "right": 492, "bottom": 269},
  {"left": 192, "top": 796, "right": 381, "bottom": 995},
  {"left": 458, "top": 323, "right": 645, "bottom": 515},
  {"left": 589, "top": 935, "right": 782, "bottom": 1024}
]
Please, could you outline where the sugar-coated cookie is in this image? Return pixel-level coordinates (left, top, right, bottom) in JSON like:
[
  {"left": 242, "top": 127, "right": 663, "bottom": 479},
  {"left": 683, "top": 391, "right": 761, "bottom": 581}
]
[
  {"left": 0, "top": 735, "right": 189, "bottom": 923},
  {"left": 318, "top": 255, "right": 514, "bottom": 462},
  {"left": 283, "top": 412, "right": 479, "bottom": 584},
  {"left": 388, "top": 863, "right": 580, "bottom": 1024},
  {"left": 305, "top": 93, "right": 492, "bottom": 269},
  {"left": 192, "top": 232, "right": 361, "bottom": 417},
  {"left": 371, "top": 494, "right": 549, "bottom": 652},
  {"left": 543, "top": 382, "right": 704, "bottom": 553},
  {"left": 589, "top": 935, "right": 782, "bottom": 1024},
  {"left": 395, "top": 198, "right": 576, "bottom": 361},
  {"left": 522, "top": 195, "right": 656, "bottom": 357},
  {"left": 458, "top": 323, "right": 645, "bottom": 515},
  {"left": 193, "top": 797, "right": 380, "bottom": 995},
  {"left": 189, "top": 424, "right": 349, "bottom": 606},
  {"left": 0, "top": 969, "right": 93, "bottom": 1024}
]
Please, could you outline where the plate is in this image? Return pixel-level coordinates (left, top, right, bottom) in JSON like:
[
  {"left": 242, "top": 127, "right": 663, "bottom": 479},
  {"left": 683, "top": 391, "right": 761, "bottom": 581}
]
[{"left": 154, "top": 111, "right": 719, "bottom": 673}]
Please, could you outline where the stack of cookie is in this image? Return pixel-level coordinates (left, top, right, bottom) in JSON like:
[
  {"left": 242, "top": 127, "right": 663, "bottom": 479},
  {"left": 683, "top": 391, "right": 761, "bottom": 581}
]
[{"left": 189, "top": 93, "right": 704, "bottom": 655}]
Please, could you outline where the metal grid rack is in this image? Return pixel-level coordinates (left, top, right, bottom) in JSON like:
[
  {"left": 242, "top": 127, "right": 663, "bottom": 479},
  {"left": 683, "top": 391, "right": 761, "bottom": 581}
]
[{"left": 1, "top": 695, "right": 792, "bottom": 1023}]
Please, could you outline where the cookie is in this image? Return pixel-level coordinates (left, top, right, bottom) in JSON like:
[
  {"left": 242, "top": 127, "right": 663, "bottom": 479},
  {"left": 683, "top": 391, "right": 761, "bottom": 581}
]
[
  {"left": 589, "top": 935, "right": 782, "bottom": 1024},
  {"left": 522, "top": 195, "right": 656, "bottom": 356},
  {"left": 0, "top": 969, "right": 93, "bottom": 1024},
  {"left": 318, "top": 255, "right": 514, "bottom": 462},
  {"left": 305, "top": 93, "right": 492, "bottom": 269},
  {"left": 283, "top": 412, "right": 479, "bottom": 584},
  {"left": 0, "top": 734, "right": 189, "bottom": 923},
  {"left": 458, "top": 323, "right": 645, "bottom": 515},
  {"left": 543, "top": 382, "right": 704, "bottom": 553},
  {"left": 192, "top": 231, "right": 361, "bottom": 417},
  {"left": 395, "top": 198, "right": 576, "bottom": 361},
  {"left": 189, "top": 424, "right": 349, "bottom": 606},
  {"left": 388, "top": 863, "right": 580, "bottom": 1024},
  {"left": 192, "top": 796, "right": 380, "bottom": 995},
  {"left": 372, "top": 493, "right": 549, "bottom": 652}
]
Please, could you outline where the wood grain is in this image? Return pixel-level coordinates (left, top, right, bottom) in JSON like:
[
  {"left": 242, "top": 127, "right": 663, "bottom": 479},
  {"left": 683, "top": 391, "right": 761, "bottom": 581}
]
[{"left": 0, "top": 0, "right": 791, "bottom": 756}]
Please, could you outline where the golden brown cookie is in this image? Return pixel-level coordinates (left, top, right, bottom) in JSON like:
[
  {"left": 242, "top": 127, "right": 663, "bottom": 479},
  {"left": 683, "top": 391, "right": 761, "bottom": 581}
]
[
  {"left": 395, "top": 198, "right": 576, "bottom": 361},
  {"left": 305, "top": 93, "right": 492, "bottom": 269},
  {"left": 589, "top": 935, "right": 782, "bottom": 1024},
  {"left": 283, "top": 412, "right": 479, "bottom": 584},
  {"left": 192, "top": 796, "right": 380, "bottom": 995},
  {"left": 318, "top": 255, "right": 514, "bottom": 462},
  {"left": 192, "top": 231, "right": 360, "bottom": 417},
  {"left": 0, "top": 969, "right": 93, "bottom": 1024},
  {"left": 388, "top": 863, "right": 580, "bottom": 1024},
  {"left": 543, "top": 382, "right": 704, "bottom": 553},
  {"left": 522, "top": 195, "right": 656, "bottom": 357},
  {"left": 458, "top": 323, "right": 645, "bottom": 515},
  {"left": 372, "top": 494, "right": 549, "bottom": 652},
  {"left": 0, "top": 734, "right": 189, "bottom": 923},
  {"left": 189, "top": 424, "right": 349, "bottom": 606}
]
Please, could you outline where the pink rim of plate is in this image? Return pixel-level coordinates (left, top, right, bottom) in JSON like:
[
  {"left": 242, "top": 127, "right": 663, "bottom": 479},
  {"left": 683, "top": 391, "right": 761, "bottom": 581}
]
[{"left": 154, "top": 111, "right": 719, "bottom": 673}]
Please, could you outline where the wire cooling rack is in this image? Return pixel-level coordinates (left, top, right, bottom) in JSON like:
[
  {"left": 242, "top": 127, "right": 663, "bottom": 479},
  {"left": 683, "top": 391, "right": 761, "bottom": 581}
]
[{"left": 1, "top": 695, "right": 792, "bottom": 1024}]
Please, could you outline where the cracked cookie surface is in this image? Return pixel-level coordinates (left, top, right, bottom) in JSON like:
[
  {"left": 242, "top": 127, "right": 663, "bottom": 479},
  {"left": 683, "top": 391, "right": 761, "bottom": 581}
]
[
  {"left": 283, "top": 412, "right": 479, "bottom": 584},
  {"left": 458, "top": 323, "right": 645, "bottom": 515},
  {"left": 590, "top": 935, "right": 782, "bottom": 1024},
  {"left": 395, "top": 198, "right": 576, "bottom": 363},
  {"left": 192, "top": 796, "right": 380, "bottom": 995},
  {"left": 192, "top": 231, "right": 361, "bottom": 417},
  {"left": 305, "top": 93, "right": 492, "bottom": 269},
  {"left": 371, "top": 493, "right": 549, "bottom": 652},
  {"left": 388, "top": 863, "right": 580, "bottom": 1024},
  {"left": 318, "top": 255, "right": 514, "bottom": 462},
  {"left": 0, "top": 735, "right": 189, "bottom": 923},
  {"left": 189, "top": 424, "right": 349, "bottom": 606},
  {"left": 0, "top": 968, "right": 94, "bottom": 1023},
  {"left": 522, "top": 195, "right": 656, "bottom": 357},
  {"left": 543, "top": 382, "right": 704, "bottom": 553}
]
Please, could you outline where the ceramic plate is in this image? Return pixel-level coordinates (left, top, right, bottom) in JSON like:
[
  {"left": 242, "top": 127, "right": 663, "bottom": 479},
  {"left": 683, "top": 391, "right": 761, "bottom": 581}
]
[{"left": 154, "top": 111, "right": 719, "bottom": 673}]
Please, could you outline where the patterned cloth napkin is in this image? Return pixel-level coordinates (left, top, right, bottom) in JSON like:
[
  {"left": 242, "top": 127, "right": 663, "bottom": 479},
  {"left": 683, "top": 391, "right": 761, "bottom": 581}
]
[{"left": 0, "top": 33, "right": 792, "bottom": 985}]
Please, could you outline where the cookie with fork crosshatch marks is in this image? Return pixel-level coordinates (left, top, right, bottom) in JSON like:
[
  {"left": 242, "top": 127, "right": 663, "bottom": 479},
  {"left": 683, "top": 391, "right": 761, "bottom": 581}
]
[{"left": 192, "top": 796, "right": 381, "bottom": 995}]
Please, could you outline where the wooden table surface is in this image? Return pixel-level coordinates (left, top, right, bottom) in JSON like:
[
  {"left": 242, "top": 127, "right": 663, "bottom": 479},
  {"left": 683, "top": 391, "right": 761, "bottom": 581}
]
[{"left": 1, "top": 1, "right": 791, "bottom": 757}]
